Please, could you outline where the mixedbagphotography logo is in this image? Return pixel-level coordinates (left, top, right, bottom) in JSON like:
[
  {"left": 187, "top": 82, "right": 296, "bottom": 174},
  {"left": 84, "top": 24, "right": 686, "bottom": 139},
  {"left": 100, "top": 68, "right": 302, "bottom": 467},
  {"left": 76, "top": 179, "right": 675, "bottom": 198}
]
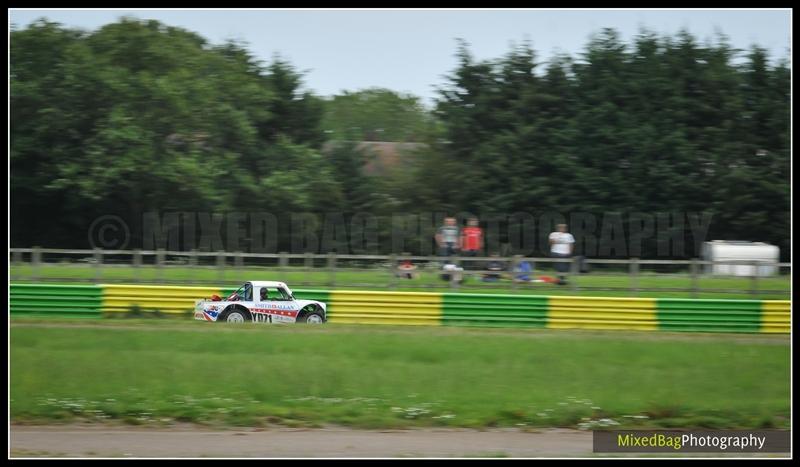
[
  {"left": 89, "top": 210, "right": 715, "bottom": 257},
  {"left": 594, "top": 430, "right": 791, "bottom": 453}
]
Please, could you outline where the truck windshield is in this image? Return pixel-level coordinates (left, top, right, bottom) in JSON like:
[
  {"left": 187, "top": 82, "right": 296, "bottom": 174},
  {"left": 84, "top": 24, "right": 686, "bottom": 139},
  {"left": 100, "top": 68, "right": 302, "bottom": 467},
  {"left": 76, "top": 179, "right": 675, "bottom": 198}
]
[{"left": 280, "top": 286, "right": 294, "bottom": 300}]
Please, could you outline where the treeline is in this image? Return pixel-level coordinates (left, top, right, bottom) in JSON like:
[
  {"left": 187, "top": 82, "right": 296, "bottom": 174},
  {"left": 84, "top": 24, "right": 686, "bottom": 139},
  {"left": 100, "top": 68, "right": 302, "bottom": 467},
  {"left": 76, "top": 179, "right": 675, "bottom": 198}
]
[{"left": 10, "top": 19, "right": 790, "bottom": 258}]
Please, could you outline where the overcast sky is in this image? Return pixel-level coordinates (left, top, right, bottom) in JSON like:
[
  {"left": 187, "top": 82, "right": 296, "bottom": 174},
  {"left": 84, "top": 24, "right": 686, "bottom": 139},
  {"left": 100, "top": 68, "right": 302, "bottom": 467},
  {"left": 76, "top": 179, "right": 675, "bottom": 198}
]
[{"left": 9, "top": 9, "right": 792, "bottom": 106}]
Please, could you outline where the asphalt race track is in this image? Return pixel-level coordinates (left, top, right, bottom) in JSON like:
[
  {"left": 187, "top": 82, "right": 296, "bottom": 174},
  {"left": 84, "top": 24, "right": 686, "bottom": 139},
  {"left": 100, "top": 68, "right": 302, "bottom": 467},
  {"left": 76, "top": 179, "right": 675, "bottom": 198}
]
[
  {"left": 11, "top": 425, "right": 592, "bottom": 458},
  {"left": 10, "top": 425, "right": 787, "bottom": 458}
]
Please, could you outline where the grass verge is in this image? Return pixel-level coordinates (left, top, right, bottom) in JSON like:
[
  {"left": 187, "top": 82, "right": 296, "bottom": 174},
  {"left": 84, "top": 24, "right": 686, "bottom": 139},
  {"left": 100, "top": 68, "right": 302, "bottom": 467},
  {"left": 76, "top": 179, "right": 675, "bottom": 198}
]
[{"left": 10, "top": 321, "right": 790, "bottom": 430}]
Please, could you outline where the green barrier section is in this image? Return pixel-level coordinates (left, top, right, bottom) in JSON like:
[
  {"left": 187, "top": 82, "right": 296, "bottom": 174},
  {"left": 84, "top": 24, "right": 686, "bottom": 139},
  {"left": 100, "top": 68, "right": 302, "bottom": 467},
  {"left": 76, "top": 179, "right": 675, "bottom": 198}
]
[
  {"left": 442, "top": 293, "right": 548, "bottom": 328},
  {"left": 10, "top": 284, "right": 103, "bottom": 317},
  {"left": 656, "top": 298, "right": 763, "bottom": 333}
]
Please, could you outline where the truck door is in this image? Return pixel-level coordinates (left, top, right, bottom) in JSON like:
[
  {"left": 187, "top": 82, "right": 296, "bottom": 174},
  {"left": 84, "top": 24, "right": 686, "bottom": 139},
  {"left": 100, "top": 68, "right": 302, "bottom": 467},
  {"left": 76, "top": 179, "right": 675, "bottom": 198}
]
[{"left": 253, "top": 286, "right": 274, "bottom": 323}]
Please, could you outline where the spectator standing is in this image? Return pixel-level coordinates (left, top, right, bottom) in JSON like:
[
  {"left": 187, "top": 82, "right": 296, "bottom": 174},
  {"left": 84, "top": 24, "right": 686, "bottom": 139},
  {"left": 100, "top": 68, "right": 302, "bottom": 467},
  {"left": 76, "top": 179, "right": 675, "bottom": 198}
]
[
  {"left": 461, "top": 217, "right": 484, "bottom": 257},
  {"left": 549, "top": 223, "right": 575, "bottom": 285},
  {"left": 435, "top": 217, "right": 461, "bottom": 257}
]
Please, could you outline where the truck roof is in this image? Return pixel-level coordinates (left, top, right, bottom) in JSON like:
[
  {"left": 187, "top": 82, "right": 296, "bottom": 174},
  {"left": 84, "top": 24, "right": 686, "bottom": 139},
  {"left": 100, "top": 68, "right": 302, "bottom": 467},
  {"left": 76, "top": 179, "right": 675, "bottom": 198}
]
[{"left": 247, "top": 281, "right": 289, "bottom": 288}]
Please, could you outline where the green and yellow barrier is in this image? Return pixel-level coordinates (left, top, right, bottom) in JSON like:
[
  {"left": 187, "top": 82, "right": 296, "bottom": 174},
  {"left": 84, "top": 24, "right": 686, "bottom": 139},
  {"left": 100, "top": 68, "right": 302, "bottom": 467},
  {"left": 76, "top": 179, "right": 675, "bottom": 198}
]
[
  {"left": 442, "top": 293, "right": 547, "bottom": 328},
  {"left": 328, "top": 290, "right": 442, "bottom": 325},
  {"left": 547, "top": 296, "right": 658, "bottom": 331},
  {"left": 656, "top": 298, "right": 763, "bottom": 333},
  {"left": 101, "top": 284, "right": 230, "bottom": 315},
  {"left": 8, "top": 283, "right": 790, "bottom": 333},
  {"left": 761, "top": 301, "right": 791, "bottom": 333}
]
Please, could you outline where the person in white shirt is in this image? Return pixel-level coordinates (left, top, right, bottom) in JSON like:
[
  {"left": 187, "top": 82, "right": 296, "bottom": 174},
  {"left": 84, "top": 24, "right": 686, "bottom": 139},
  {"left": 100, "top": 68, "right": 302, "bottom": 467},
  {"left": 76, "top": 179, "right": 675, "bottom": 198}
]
[
  {"left": 549, "top": 224, "right": 575, "bottom": 285},
  {"left": 440, "top": 261, "right": 464, "bottom": 284}
]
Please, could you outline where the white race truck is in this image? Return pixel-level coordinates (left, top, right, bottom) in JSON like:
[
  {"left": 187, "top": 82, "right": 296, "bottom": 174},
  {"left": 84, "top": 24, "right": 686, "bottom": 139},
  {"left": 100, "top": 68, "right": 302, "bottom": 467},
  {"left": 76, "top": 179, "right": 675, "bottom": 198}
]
[{"left": 194, "top": 281, "right": 327, "bottom": 324}]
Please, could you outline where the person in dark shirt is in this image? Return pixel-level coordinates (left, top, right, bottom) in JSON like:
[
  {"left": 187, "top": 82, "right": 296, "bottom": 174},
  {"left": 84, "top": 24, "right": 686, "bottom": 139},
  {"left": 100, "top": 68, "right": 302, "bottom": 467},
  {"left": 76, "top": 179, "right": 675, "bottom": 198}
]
[{"left": 482, "top": 253, "right": 506, "bottom": 282}]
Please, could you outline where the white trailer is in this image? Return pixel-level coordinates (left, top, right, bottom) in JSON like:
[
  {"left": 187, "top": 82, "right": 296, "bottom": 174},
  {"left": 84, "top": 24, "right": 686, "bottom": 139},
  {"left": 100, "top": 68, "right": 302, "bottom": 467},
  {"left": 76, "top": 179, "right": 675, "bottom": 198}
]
[{"left": 701, "top": 240, "right": 780, "bottom": 277}]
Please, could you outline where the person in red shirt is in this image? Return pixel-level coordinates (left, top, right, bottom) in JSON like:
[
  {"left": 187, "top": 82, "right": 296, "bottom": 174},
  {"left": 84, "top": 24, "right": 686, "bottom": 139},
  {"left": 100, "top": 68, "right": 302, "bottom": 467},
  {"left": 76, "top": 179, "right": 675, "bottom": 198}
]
[{"left": 461, "top": 217, "right": 483, "bottom": 257}]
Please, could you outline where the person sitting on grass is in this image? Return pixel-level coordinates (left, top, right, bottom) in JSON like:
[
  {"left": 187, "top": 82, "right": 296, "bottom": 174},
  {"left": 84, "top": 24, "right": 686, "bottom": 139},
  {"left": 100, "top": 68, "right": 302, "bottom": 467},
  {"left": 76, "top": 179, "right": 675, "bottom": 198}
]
[
  {"left": 440, "top": 261, "right": 464, "bottom": 284},
  {"left": 482, "top": 253, "right": 506, "bottom": 282},
  {"left": 396, "top": 259, "right": 418, "bottom": 279},
  {"left": 514, "top": 259, "right": 533, "bottom": 283}
]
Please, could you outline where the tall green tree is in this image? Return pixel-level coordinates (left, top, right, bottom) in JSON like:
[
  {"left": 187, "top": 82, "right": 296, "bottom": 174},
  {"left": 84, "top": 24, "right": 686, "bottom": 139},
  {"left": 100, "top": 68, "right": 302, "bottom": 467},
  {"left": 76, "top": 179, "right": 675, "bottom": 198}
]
[
  {"left": 322, "top": 88, "right": 435, "bottom": 142},
  {"left": 11, "top": 18, "right": 334, "bottom": 249}
]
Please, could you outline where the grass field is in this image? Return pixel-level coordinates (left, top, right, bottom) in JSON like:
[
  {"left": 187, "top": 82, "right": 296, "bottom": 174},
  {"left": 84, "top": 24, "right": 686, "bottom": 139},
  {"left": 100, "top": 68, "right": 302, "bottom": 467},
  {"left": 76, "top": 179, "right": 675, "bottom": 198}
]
[
  {"left": 10, "top": 264, "right": 791, "bottom": 299},
  {"left": 10, "top": 320, "right": 790, "bottom": 430}
]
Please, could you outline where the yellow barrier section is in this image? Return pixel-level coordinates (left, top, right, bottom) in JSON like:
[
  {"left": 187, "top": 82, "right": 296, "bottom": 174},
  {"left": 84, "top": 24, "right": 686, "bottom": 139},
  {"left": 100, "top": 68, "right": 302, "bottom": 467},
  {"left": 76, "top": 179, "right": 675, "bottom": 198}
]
[
  {"left": 329, "top": 290, "right": 443, "bottom": 325},
  {"left": 102, "top": 284, "right": 226, "bottom": 315},
  {"left": 547, "top": 296, "right": 658, "bottom": 331},
  {"left": 761, "top": 301, "right": 791, "bottom": 333}
]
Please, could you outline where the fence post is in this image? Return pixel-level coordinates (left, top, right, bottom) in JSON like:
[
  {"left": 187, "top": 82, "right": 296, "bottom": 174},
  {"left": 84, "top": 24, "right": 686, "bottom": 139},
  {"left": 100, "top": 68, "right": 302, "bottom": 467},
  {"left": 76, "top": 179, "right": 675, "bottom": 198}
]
[
  {"left": 388, "top": 254, "right": 398, "bottom": 290},
  {"left": 327, "top": 253, "right": 337, "bottom": 288},
  {"left": 31, "top": 246, "right": 42, "bottom": 282},
  {"left": 690, "top": 258, "right": 699, "bottom": 298},
  {"left": 570, "top": 256, "right": 579, "bottom": 292},
  {"left": 93, "top": 247, "right": 103, "bottom": 282},
  {"left": 512, "top": 255, "right": 521, "bottom": 290},
  {"left": 279, "top": 252, "right": 288, "bottom": 274},
  {"left": 217, "top": 250, "right": 225, "bottom": 284},
  {"left": 430, "top": 255, "right": 439, "bottom": 290},
  {"left": 133, "top": 249, "right": 142, "bottom": 284},
  {"left": 188, "top": 249, "right": 197, "bottom": 283},
  {"left": 234, "top": 251, "right": 244, "bottom": 282},
  {"left": 451, "top": 255, "right": 461, "bottom": 290},
  {"left": 303, "top": 253, "right": 313, "bottom": 286},
  {"left": 155, "top": 248, "right": 165, "bottom": 283},
  {"left": 750, "top": 260, "right": 759, "bottom": 297},
  {"left": 630, "top": 257, "right": 639, "bottom": 295},
  {"left": 11, "top": 249, "right": 21, "bottom": 280}
]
